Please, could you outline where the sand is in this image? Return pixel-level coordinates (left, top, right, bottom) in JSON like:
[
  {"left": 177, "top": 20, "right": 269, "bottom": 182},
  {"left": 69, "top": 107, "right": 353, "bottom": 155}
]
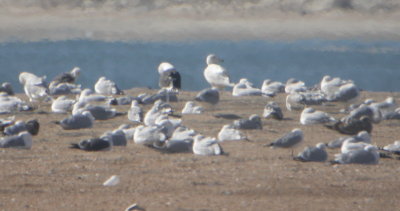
[{"left": 1, "top": 89, "right": 400, "bottom": 210}]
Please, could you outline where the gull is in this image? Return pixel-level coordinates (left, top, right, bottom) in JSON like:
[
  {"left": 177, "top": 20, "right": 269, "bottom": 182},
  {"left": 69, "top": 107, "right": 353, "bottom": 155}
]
[
  {"left": 51, "top": 67, "right": 80, "bottom": 85},
  {"left": 233, "top": 114, "right": 262, "bottom": 130},
  {"left": 232, "top": 79, "right": 263, "bottom": 97},
  {"left": 286, "top": 92, "right": 327, "bottom": 112},
  {"left": 170, "top": 126, "right": 198, "bottom": 142},
  {"left": 263, "top": 101, "right": 283, "bottom": 120},
  {"left": 49, "top": 82, "right": 82, "bottom": 95},
  {"left": 381, "top": 141, "right": 400, "bottom": 154},
  {"left": 264, "top": 128, "right": 303, "bottom": 148},
  {"left": 139, "top": 89, "right": 178, "bottom": 104},
  {"left": 108, "top": 96, "right": 135, "bottom": 105},
  {"left": 218, "top": 124, "right": 248, "bottom": 142},
  {"left": 94, "top": 76, "right": 124, "bottom": 95},
  {"left": 293, "top": 143, "right": 328, "bottom": 162},
  {"left": 19, "top": 72, "right": 50, "bottom": 102},
  {"left": 342, "top": 104, "right": 382, "bottom": 124},
  {"left": 158, "top": 62, "right": 181, "bottom": 90},
  {"left": 192, "top": 135, "right": 224, "bottom": 156},
  {"left": 286, "top": 93, "right": 306, "bottom": 111},
  {"left": 300, "top": 107, "right": 336, "bottom": 125},
  {"left": 285, "top": 78, "right": 307, "bottom": 94},
  {"left": 261, "top": 79, "right": 285, "bottom": 96},
  {"left": 370, "top": 97, "right": 397, "bottom": 118},
  {"left": 0, "top": 131, "right": 32, "bottom": 149},
  {"left": 143, "top": 100, "right": 173, "bottom": 126},
  {"left": 320, "top": 75, "right": 349, "bottom": 95},
  {"left": 101, "top": 129, "right": 127, "bottom": 146},
  {"left": 51, "top": 95, "right": 76, "bottom": 114},
  {"left": 332, "top": 145, "right": 379, "bottom": 165},
  {"left": 0, "top": 82, "right": 14, "bottom": 95},
  {"left": 3, "top": 119, "right": 39, "bottom": 136},
  {"left": 128, "top": 100, "right": 143, "bottom": 123},
  {"left": 78, "top": 88, "right": 108, "bottom": 103},
  {"left": 325, "top": 116, "right": 372, "bottom": 135},
  {"left": 55, "top": 111, "right": 95, "bottom": 130},
  {"left": 326, "top": 82, "right": 359, "bottom": 103},
  {"left": 0, "top": 93, "right": 33, "bottom": 114},
  {"left": 152, "top": 139, "right": 193, "bottom": 153},
  {"left": 133, "top": 125, "right": 166, "bottom": 146},
  {"left": 181, "top": 101, "right": 204, "bottom": 114},
  {"left": 70, "top": 137, "right": 112, "bottom": 151},
  {"left": 117, "top": 124, "right": 137, "bottom": 141},
  {"left": 203, "top": 54, "right": 234, "bottom": 89},
  {"left": 341, "top": 137, "right": 373, "bottom": 154},
  {"left": 326, "top": 131, "right": 370, "bottom": 149},
  {"left": 155, "top": 115, "right": 178, "bottom": 139},
  {"left": 195, "top": 88, "right": 219, "bottom": 105},
  {"left": 73, "top": 100, "right": 123, "bottom": 120}
]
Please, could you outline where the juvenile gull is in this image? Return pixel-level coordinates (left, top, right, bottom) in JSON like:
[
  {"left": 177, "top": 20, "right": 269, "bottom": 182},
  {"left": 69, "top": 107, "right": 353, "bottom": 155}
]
[
  {"left": 263, "top": 101, "right": 283, "bottom": 120},
  {"left": 233, "top": 114, "right": 262, "bottom": 130},
  {"left": 127, "top": 100, "right": 143, "bottom": 123},
  {"left": 264, "top": 128, "right": 303, "bottom": 148},
  {"left": 51, "top": 67, "right": 80, "bottom": 85},
  {"left": 332, "top": 145, "right": 379, "bottom": 165},
  {"left": 325, "top": 116, "right": 372, "bottom": 135},
  {"left": 293, "top": 143, "right": 328, "bottom": 162},
  {"left": 192, "top": 135, "right": 224, "bottom": 156},
  {"left": 0, "top": 131, "right": 32, "bottom": 149},
  {"left": 300, "top": 107, "right": 336, "bottom": 125},
  {"left": 94, "top": 76, "right": 124, "bottom": 95},
  {"left": 181, "top": 101, "right": 204, "bottom": 114},
  {"left": 218, "top": 124, "right": 248, "bottom": 142},
  {"left": 203, "top": 54, "right": 234, "bottom": 90},
  {"left": 51, "top": 95, "right": 76, "bottom": 114},
  {"left": 195, "top": 88, "right": 219, "bottom": 105},
  {"left": 56, "top": 111, "right": 95, "bottom": 130},
  {"left": 70, "top": 137, "right": 112, "bottom": 151}
]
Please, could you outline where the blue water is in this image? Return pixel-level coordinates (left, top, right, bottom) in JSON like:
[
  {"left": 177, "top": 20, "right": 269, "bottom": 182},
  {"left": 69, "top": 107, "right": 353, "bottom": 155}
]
[{"left": 1, "top": 39, "right": 400, "bottom": 92}]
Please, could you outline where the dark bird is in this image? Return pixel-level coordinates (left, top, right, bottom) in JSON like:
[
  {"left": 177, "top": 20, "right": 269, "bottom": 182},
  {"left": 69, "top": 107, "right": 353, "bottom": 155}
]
[
  {"left": 70, "top": 137, "right": 112, "bottom": 151},
  {"left": 51, "top": 67, "right": 80, "bottom": 85},
  {"left": 325, "top": 116, "right": 372, "bottom": 135},
  {"left": 3, "top": 119, "right": 39, "bottom": 136},
  {"left": 195, "top": 88, "right": 219, "bottom": 105}
]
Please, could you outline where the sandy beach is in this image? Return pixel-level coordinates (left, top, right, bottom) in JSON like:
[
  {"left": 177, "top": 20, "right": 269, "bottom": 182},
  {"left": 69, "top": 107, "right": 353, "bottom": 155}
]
[{"left": 1, "top": 89, "right": 400, "bottom": 210}]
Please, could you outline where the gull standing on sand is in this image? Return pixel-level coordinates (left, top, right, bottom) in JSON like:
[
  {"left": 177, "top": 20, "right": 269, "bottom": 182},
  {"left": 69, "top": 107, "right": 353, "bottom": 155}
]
[
  {"left": 300, "top": 107, "right": 336, "bottom": 125},
  {"left": 94, "top": 76, "right": 124, "bottom": 95},
  {"left": 0, "top": 131, "right": 32, "bottom": 149},
  {"left": 218, "top": 124, "right": 248, "bottom": 142},
  {"left": 293, "top": 143, "right": 328, "bottom": 162},
  {"left": 182, "top": 101, "right": 204, "bottom": 114},
  {"left": 192, "top": 135, "right": 224, "bottom": 156},
  {"left": 19, "top": 72, "right": 50, "bottom": 102},
  {"left": 203, "top": 54, "right": 234, "bottom": 89},
  {"left": 128, "top": 100, "right": 143, "bottom": 123},
  {"left": 158, "top": 62, "right": 181, "bottom": 90},
  {"left": 265, "top": 128, "right": 303, "bottom": 148},
  {"left": 55, "top": 111, "right": 95, "bottom": 130}
]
